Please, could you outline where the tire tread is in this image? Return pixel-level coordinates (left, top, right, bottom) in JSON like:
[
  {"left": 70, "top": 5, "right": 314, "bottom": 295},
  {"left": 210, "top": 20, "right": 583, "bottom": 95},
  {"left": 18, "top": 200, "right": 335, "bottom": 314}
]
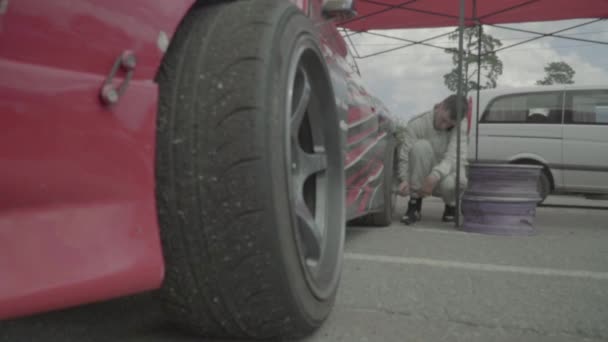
[{"left": 156, "top": 0, "right": 308, "bottom": 338}]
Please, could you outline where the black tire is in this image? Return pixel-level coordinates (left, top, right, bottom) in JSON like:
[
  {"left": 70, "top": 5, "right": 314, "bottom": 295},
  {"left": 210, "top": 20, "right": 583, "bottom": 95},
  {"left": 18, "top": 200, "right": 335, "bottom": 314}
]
[
  {"left": 538, "top": 169, "right": 551, "bottom": 204},
  {"left": 351, "top": 138, "right": 396, "bottom": 227},
  {"left": 512, "top": 160, "right": 552, "bottom": 205},
  {"left": 155, "top": 1, "right": 345, "bottom": 339}
]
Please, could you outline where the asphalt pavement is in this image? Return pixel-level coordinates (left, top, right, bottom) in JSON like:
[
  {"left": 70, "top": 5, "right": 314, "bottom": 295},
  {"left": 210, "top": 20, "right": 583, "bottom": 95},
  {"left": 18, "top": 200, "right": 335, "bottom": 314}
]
[{"left": 2, "top": 196, "right": 607, "bottom": 342}]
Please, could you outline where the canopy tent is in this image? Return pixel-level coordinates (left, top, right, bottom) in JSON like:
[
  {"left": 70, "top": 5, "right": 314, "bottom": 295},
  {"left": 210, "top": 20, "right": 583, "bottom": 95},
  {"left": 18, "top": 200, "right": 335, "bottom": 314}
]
[
  {"left": 338, "top": 0, "right": 608, "bottom": 226},
  {"left": 341, "top": 0, "right": 608, "bottom": 30}
]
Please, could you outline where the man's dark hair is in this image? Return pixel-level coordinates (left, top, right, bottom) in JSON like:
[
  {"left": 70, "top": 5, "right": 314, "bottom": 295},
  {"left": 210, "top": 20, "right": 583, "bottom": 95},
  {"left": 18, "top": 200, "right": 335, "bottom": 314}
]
[{"left": 442, "top": 94, "right": 468, "bottom": 121}]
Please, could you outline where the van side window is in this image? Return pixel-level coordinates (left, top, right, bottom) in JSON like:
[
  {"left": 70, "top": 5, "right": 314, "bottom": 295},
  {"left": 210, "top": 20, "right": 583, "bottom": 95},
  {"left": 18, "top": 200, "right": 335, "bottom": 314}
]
[
  {"left": 481, "top": 92, "right": 562, "bottom": 124},
  {"left": 564, "top": 90, "right": 608, "bottom": 125}
]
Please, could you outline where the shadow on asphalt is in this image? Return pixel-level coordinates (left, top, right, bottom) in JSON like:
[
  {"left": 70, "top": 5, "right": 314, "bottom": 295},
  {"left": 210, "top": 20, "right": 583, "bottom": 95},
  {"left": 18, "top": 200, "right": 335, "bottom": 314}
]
[
  {"left": 539, "top": 204, "right": 608, "bottom": 210},
  {"left": 345, "top": 226, "right": 385, "bottom": 244},
  {"left": 0, "top": 291, "right": 254, "bottom": 342}
]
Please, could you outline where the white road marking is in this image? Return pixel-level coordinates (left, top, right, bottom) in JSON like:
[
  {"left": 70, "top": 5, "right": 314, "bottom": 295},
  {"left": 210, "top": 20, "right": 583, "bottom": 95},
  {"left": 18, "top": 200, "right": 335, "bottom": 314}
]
[
  {"left": 411, "top": 227, "right": 469, "bottom": 235},
  {"left": 344, "top": 252, "right": 608, "bottom": 281}
]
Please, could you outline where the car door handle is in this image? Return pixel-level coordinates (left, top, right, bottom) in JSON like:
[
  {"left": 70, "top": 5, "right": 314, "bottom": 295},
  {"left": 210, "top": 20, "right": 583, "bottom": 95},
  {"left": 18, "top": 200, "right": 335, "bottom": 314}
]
[{"left": 100, "top": 50, "right": 136, "bottom": 106}]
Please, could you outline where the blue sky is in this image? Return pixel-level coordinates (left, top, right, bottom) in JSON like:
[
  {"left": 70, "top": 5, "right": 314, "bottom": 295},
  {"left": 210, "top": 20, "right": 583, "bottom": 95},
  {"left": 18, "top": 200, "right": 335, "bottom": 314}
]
[{"left": 347, "top": 19, "right": 608, "bottom": 121}]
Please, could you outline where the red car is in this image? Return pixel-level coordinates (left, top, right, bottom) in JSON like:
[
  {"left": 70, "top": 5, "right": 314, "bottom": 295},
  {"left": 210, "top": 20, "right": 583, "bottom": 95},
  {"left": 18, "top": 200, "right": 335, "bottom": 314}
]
[{"left": 0, "top": 0, "right": 395, "bottom": 338}]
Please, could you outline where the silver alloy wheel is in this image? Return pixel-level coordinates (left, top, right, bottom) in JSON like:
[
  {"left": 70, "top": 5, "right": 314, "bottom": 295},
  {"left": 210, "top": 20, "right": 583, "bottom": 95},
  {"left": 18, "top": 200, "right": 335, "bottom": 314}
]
[{"left": 285, "top": 40, "right": 344, "bottom": 301}]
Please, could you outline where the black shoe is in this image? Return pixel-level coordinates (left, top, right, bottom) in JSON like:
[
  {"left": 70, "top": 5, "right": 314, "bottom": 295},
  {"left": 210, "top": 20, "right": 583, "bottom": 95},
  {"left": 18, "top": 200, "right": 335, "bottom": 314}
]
[
  {"left": 442, "top": 205, "right": 456, "bottom": 222},
  {"left": 401, "top": 198, "right": 422, "bottom": 225}
]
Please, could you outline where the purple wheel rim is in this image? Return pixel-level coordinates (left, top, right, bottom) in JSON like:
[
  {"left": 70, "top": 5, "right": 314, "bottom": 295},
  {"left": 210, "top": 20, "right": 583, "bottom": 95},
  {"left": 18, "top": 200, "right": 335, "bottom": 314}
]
[{"left": 460, "top": 163, "right": 542, "bottom": 236}]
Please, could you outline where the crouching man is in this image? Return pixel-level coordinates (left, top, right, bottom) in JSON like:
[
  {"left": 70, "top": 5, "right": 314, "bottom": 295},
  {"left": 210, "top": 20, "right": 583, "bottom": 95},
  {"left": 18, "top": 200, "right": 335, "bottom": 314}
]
[{"left": 396, "top": 94, "right": 469, "bottom": 225}]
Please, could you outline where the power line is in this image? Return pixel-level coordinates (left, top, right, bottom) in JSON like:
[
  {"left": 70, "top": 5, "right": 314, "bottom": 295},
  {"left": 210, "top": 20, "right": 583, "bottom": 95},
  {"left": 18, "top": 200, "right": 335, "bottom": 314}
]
[
  {"left": 354, "top": 18, "right": 607, "bottom": 58},
  {"left": 348, "top": 29, "right": 608, "bottom": 47},
  {"left": 351, "top": 30, "right": 608, "bottom": 46},
  {"left": 358, "top": 41, "right": 607, "bottom": 52},
  {"left": 353, "top": 43, "right": 607, "bottom": 58},
  {"left": 498, "top": 43, "right": 608, "bottom": 52},
  {"left": 356, "top": 30, "right": 457, "bottom": 58},
  {"left": 347, "top": 18, "right": 607, "bottom": 59},
  {"left": 490, "top": 18, "right": 606, "bottom": 54},
  {"left": 357, "top": 30, "right": 452, "bottom": 50},
  {"left": 489, "top": 21, "right": 608, "bottom": 46}
]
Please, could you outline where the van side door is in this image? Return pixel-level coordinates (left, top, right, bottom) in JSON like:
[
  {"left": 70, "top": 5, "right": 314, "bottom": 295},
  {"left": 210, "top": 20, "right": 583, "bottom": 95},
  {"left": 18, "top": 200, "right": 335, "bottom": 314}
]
[
  {"left": 476, "top": 91, "right": 565, "bottom": 188},
  {"left": 562, "top": 89, "right": 608, "bottom": 193}
]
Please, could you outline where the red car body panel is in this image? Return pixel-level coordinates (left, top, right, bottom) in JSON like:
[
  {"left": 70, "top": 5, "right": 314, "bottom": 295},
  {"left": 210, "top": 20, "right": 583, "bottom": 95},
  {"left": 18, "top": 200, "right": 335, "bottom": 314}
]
[
  {"left": 0, "top": 0, "right": 389, "bottom": 320},
  {"left": 0, "top": 0, "right": 196, "bottom": 319}
]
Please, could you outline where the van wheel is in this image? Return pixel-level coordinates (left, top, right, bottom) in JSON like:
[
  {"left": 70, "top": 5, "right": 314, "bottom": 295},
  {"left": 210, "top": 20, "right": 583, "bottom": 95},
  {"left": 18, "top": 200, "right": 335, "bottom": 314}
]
[
  {"left": 538, "top": 169, "right": 551, "bottom": 204},
  {"left": 155, "top": 0, "right": 345, "bottom": 339}
]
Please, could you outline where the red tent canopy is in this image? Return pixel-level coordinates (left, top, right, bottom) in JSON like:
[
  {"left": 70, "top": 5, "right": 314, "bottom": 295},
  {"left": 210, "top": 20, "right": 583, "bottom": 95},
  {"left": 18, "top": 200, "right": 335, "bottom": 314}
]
[{"left": 341, "top": 0, "right": 608, "bottom": 31}]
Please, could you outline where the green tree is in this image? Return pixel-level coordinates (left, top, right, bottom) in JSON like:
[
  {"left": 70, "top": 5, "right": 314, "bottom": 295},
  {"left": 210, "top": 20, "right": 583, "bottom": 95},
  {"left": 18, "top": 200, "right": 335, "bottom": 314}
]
[
  {"left": 536, "top": 61, "right": 575, "bottom": 85},
  {"left": 443, "top": 27, "right": 503, "bottom": 95}
]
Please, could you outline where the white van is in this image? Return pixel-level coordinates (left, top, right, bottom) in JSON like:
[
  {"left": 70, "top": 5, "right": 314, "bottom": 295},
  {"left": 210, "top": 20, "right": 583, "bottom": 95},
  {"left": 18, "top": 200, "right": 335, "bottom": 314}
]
[{"left": 467, "top": 85, "right": 608, "bottom": 201}]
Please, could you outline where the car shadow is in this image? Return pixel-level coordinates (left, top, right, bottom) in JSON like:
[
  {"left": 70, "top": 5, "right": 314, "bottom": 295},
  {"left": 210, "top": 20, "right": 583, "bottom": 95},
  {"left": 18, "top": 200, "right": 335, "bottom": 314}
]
[{"left": 0, "top": 291, "right": 266, "bottom": 342}]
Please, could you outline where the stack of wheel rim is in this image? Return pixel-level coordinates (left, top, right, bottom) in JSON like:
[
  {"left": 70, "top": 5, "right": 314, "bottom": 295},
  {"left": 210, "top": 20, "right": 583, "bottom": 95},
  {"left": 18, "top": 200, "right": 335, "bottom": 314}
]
[{"left": 460, "top": 163, "right": 543, "bottom": 235}]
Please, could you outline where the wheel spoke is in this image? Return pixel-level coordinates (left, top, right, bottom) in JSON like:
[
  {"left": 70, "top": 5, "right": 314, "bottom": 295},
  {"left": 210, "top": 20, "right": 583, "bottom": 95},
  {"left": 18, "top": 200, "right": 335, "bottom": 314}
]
[
  {"left": 294, "top": 146, "right": 327, "bottom": 180},
  {"left": 290, "top": 68, "right": 311, "bottom": 135},
  {"left": 295, "top": 197, "right": 322, "bottom": 259},
  {"left": 284, "top": 50, "right": 344, "bottom": 298}
]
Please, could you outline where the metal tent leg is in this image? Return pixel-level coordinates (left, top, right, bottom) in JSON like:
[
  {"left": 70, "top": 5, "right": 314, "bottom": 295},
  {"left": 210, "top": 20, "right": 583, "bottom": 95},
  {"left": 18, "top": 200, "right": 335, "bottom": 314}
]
[{"left": 455, "top": 0, "right": 465, "bottom": 228}]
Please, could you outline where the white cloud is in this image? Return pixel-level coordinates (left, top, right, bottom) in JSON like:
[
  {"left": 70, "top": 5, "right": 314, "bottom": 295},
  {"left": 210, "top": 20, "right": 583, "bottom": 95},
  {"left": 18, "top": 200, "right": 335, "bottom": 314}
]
[
  {"left": 350, "top": 28, "right": 455, "bottom": 119},
  {"left": 347, "top": 20, "right": 608, "bottom": 122}
]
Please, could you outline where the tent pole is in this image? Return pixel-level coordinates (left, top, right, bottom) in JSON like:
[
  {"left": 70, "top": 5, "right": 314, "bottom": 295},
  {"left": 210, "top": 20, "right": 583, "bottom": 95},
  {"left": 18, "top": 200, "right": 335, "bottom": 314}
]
[
  {"left": 475, "top": 24, "right": 482, "bottom": 161},
  {"left": 455, "top": 0, "right": 465, "bottom": 228}
]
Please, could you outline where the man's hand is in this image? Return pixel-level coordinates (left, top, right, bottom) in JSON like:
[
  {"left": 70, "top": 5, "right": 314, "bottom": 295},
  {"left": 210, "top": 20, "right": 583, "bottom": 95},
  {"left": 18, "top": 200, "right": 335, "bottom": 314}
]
[
  {"left": 398, "top": 181, "right": 410, "bottom": 196},
  {"left": 420, "top": 174, "right": 439, "bottom": 197}
]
